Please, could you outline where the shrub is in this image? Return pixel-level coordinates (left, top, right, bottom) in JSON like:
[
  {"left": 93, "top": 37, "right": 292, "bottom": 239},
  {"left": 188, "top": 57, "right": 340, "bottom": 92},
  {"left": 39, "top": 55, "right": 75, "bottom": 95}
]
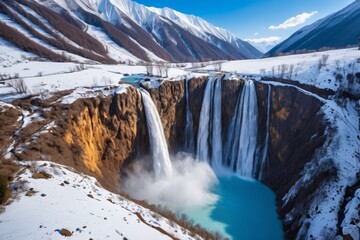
[
  {"left": 145, "top": 63, "right": 153, "bottom": 76},
  {"left": 214, "top": 63, "right": 222, "bottom": 71},
  {"left": 0, "top": 175, "right": 10, "bottom": 205},
  {"left": 318, "top": 54, "right": 329, "bottom": 70},
  {"left": 8, "top": 76, "right": 28, "bottom": 94},
  {"left": 280, "top": 64, "right": 288, "bottom": 78},
  {"left": 288, "top": 64, "right": 295, "bottom": 79},
  {"left": 123, "top": 194, "right": 228, "bottom": 240}
]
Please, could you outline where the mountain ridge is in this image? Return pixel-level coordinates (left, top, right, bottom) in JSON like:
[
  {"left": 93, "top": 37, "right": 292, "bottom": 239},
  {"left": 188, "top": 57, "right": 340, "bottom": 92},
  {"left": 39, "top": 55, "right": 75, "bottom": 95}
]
[
  {"left": 0, "top": 0, "right": 261, "bottom": 63},
  {"left": 266, "top": 0, "right": 360, "bottom": 56}
]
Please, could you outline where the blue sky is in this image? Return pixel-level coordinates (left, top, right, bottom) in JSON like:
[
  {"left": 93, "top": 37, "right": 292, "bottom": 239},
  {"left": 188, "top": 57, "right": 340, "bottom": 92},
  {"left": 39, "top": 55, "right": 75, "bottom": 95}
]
[{"left": 136, "top": 0, "right": 354, "bottom": 43}]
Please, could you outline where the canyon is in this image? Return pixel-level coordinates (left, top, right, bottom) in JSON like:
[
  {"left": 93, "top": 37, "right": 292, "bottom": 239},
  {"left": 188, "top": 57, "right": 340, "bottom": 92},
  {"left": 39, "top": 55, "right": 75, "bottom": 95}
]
[{"left": 2, "top": 75, "right": 352, "bottom": 239}]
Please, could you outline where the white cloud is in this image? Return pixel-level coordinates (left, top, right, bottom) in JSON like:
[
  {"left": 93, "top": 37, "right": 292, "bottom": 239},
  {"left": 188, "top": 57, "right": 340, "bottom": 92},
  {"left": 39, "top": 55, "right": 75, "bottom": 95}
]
[
  {"left": 269, "top": 11, "right": 318, "bottom": 30},
  {"left": 245, "top": 36, "right": 281, "bottom": 44},
  {"left": 254, "top": 32, "right": 259, "bottom": 36},
  {"left": 245, "top": 36, "right": 282, "bottom": 53}
]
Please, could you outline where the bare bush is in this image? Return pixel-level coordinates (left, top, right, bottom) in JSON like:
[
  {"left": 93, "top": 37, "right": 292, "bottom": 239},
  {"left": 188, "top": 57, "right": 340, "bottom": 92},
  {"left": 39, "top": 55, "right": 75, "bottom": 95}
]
[
  {"left": 259, "top": 68, "right": 266, "bottom": 76},
  {"left": 76, "top": 63, "right": 85, "bottom": 71},
  {"left": 277, "top": 65, "right": 281, "bottom": 77},
  {"left": 280, "top": 64, "right": 288, "bottom": 78},
  {"left": 92, "top": 78, "right": 98, "bottom": 88},
  {"left": 288, "top": 64, "right": 295, "bottom": 79},
  {"left": 335, "top": 60, "right": 341, "bottom": 71},
  {"left": 145, "top": 63, "right": 153, "bottom": 76},
  {"left": 214, "top": 63, "right": 222, "bottom": 71},
  {"left": 157, "top": 62, "right": 170, "bottom": 77},
  {"left": 318, "top": 54, "right": 329, "bottom": 69},
  {"left": 8, "top": 76, "right": 28, "bottom": 94}
]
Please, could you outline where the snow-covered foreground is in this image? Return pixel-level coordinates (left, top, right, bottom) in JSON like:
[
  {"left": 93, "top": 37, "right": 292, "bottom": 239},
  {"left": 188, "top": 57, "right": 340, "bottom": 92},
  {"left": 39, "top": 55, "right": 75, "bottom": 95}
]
[{"left": 0, "top": 161, "right": 199, "bottom": 240}]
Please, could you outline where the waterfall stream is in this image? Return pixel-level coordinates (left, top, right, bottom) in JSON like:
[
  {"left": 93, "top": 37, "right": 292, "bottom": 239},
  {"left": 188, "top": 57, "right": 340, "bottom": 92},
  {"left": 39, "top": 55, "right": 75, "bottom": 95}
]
[
  {"left": 211, "top": 77, "right": 223, "bottom": 169},
  {"left": 139, "top": 88, "right": 173, "bottom": 178},
  {"left": 185, "top": 79, "right": 195, "bottom": 152},
  {"left": 195, "top": 79, "right": 259, "bottom": 178},
  {"left": 227, "top": 80, "right": 258, "bottom": 177},
  {"left": 196, "top": 77, "right": 222, "bottom": 168},
  {"left": 259, "top": 85, "right": 271, "bottom": 180},
  {"left": 139, "top": 77, "right": 264, "bottom": 179}
]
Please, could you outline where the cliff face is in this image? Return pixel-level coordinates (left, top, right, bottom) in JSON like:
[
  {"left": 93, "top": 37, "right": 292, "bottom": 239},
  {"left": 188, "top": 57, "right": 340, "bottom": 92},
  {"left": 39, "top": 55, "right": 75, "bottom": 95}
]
[
  {"left": 255, "top": 84, "right": 327, "bottom": 239},
  {"left": 2, "top": 78, "right": 327, "bottom": 238},
  {"left": 5, "top": 87, "right": 149, "bottom": 191},
  {"left": 146, "top": 80, "right": 186, "bottom": 151},
  {"left": 255, "top": 84, "right": 326, "bottom": 195}
]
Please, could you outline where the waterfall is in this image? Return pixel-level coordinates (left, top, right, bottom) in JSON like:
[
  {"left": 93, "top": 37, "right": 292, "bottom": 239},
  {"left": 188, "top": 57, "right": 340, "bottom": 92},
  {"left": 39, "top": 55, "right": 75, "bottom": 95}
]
[
  {"left": 197, "top": 78, "right": 214, "bottom": 163},
  {"left": 223, "top": 80, "right": 258, "bottom": 178},
  {"left": 259, "top": 85, "right": 271, "bottom": 180},
  {"left": 196, "top": 77, "right": 222, "bottom": 167},
  {"left": 139, "top": 88, "right": 173, "bottom": 178},
  {"left": 184, "top": 79, "right": 195, "bottom": 152},
  {"left": 211, "top": 77, "right": 223, "bottom": 169}
]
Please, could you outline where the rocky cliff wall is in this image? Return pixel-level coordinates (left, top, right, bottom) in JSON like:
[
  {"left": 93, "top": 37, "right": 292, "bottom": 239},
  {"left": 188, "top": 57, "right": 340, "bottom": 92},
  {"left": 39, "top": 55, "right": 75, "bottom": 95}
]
[{"left": 2, "top": 78, "right": 327, "bottom": 239}]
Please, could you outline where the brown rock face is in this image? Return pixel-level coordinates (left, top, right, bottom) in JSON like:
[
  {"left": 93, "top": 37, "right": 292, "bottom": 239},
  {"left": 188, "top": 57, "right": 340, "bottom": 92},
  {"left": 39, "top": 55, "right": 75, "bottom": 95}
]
[
  {"left": 255, "top": 83, "right": 327, "bottom": 239},
  {"left": 187, "top": 76, "right": 208, "bottom": 146},
  {"left": 262, "top": 86, "right": 326, "bottom": 198},
  {"left": 6, "top": 87, "right": 149, "bottom": 191},
  {"left": 0, "top": 103, "right": 22, "bottom": 159},
  {"left": 146, "top": 80, "right": 186, "bottom": 151},
  {"left": 221, "top": 80, "right": 244, "bottom": 145}
]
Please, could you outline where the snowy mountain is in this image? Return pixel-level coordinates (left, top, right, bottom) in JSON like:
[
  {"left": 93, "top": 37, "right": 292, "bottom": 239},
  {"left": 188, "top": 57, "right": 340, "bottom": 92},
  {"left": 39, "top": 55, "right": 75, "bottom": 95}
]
[
  {"left": 266, "top": 0, "right": 360, "bottom": 57},
  {"left": 146, "top": 6, "right": 262, "bottom": 59},
  {"left": 0, "top": 0, "right": 261, "bottom": 63}
]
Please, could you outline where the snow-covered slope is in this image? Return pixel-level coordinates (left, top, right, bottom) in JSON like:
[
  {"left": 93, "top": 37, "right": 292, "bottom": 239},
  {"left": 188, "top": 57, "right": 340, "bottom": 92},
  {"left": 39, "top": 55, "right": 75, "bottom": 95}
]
[
  {"left": 0, "top": 161, "right": 200, "bottom": 240},
  {"left": 146, "top": 6, "right": 262, "bottom": 58},
  {"left": 79, "top": 0, "right": 262, "bottom": 60},
  {"left": 212, "top": 48, "right": 360, "bottom": 94},
  {"left": 0, "top": 0, "right": 261, "bottom": 63},
  {"left": 266, "top": 0, "right": 360, "bottom": 56}
]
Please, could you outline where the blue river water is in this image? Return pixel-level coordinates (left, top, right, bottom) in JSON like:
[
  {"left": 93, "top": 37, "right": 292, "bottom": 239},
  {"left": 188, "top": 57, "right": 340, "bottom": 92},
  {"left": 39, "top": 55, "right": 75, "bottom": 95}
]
[{"left": 186, "top": 176, "right": 284, "bottom": 240}]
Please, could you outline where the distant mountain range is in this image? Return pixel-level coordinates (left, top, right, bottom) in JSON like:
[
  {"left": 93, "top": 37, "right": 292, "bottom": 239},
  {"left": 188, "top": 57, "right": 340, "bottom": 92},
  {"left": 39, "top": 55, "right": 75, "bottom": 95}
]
[
  {"left": 265, "top": 0, "right": 360, "bottom": 57},
  {"left": 0, "top": 0, "right": 261, "bottom": 63}
]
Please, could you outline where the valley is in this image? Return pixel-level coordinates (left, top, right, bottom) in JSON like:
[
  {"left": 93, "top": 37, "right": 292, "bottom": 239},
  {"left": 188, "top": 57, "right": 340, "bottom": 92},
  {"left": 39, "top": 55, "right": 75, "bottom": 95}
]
[{"left": 1, "top": 0, "right": 360, "bottom": 240}]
